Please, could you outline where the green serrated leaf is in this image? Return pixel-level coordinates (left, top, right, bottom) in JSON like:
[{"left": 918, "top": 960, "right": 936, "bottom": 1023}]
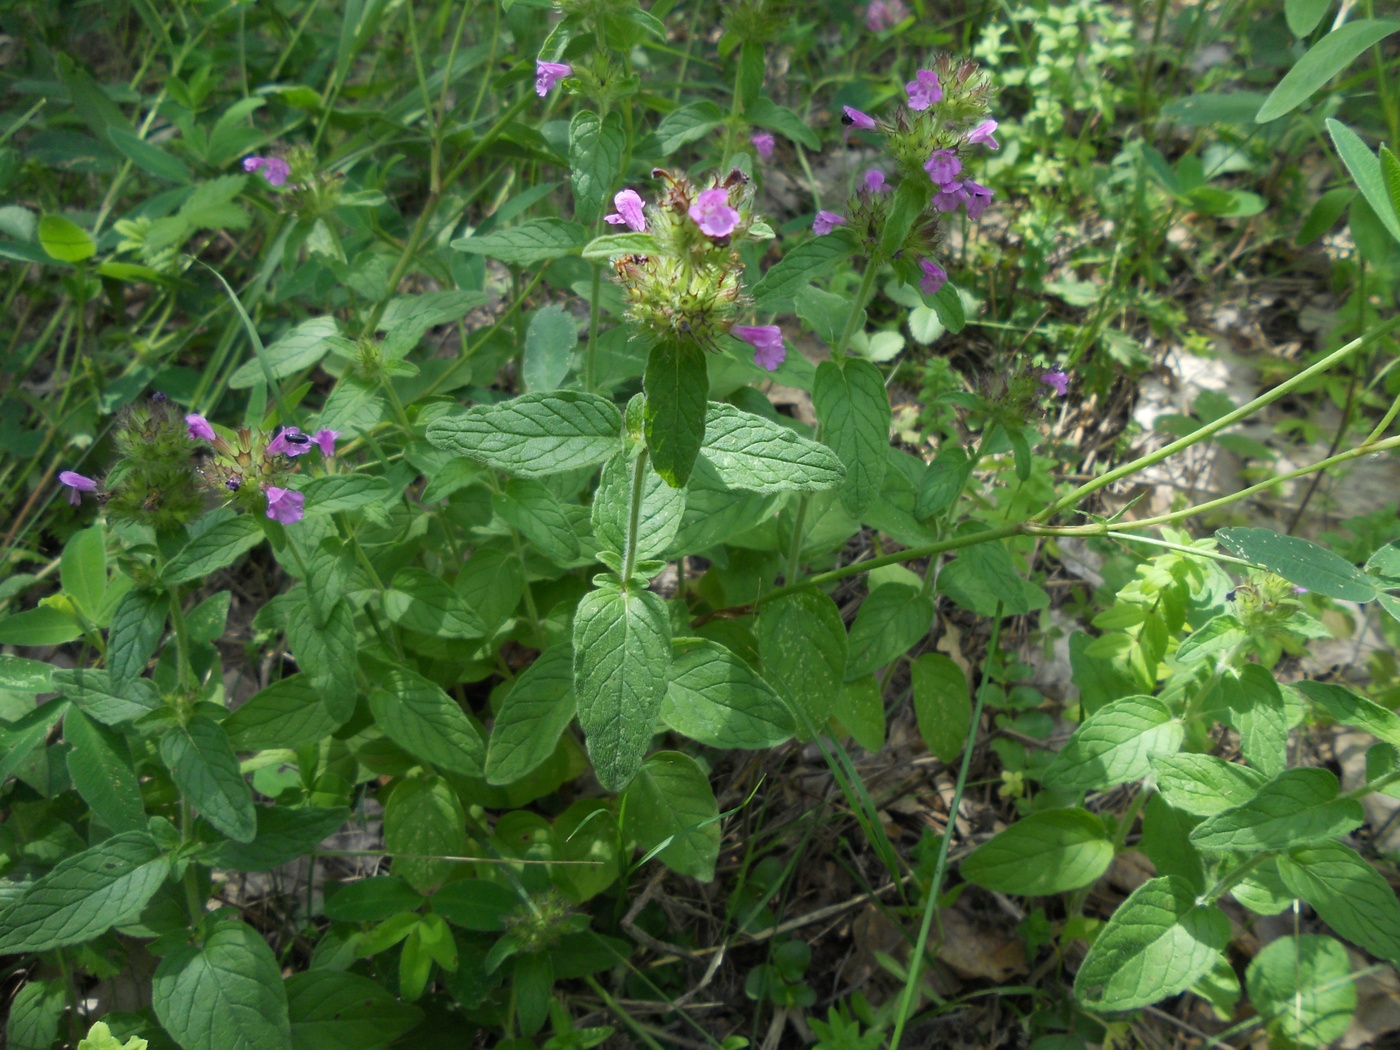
[
  {"left": 322, "top": 877, "right": 422, "bottom": 922},
  {"left": 0, "top": 832, "right": 166, "bottom": 953},
  {"left": 845, "top": 584, "right": 934, "bottom": 680},
  {"left": 961, "top": 808, "right": 1114, "bottom": 894},
  {"left": 285, "top": 597, "right": 358, "bottom": 721},
  {"left": 699, "top": 402, "right": 845, "bottom": 494},
  {"left": 1295, "top": 679, "right": 1400, "bottom": 747},
  {"left": 1149, "top": 753, "right": 1267, "bottom": 816},
  {"left": 1189, "top": 767, "right": 1364, "bottom": 852},
  {"left": 228, "top": 316, "right": 339, "bottom": 389},
  {"left": 644, "top": 339, "right": 709, "bottom": 488},
  {"left": 621, "top": 751, "right": 720, "bottom": 881},
  {"left": 384, "top": 568, "right": 487, "bottom": 640},
  {"left": 813, "top": 358, "right": 890, "bottom": 518},
  {"left": 1278, "top": 842, "right": 1400, "bottom": 964},
  {"left": 223, "top": 675, "right": 343, "bottom": 749},
  {"left": 573, "top": 584, "right": 671, "bottom": 791},
  {"left": 1075, "top": 876, "right": 1231, "bottom": 1011},
  {"left": 53, "top": 668, "right": 160, "bottom": 725},
  {"left": 569, "top": 110, "right": 625, "bottom": 226},
  {"left": 485, "top": 647, "right": 576, "bottom": 785},
  {"left": 939, "top": 535, "right": 1049, "bottom": 617},
  {"left": 384, "top": 775, "right": 465, "bottom": 894},
  {"left": 64, "top": 708, "right": 145, "bottom": 832},
  {"left": 207, "top": 806, "right": 349, "bottom": 873},
  {"left": 1043, "top": 695, "right": 1183, "bottom": 792},
  {"left": 592, "top": 451, "right": 686, "bottom": 562},
  {"left": 496, "top": 478, "right": 582, "bottom": 564},
  {"left": 1222, "top": 664, "right": 1288, "bottom": 777},
  {"left": 369, "top": 669, "right": 486, "bottom": 777},
  {"left": 425, "top": 391, "right": 622, "bottom": 477},
  {"left": 654, "top": 101, "right": 724, "bottom": 155},
  {"left": 161, "top": 716, "right": 257, "bottom": 842},
  {"left": 300, "top": 475, "right": 394, "bottom": 514},
  {"left": 1246, "top": 935, "right": 1356, "bottom": 1047},
  {"left": 153, "top": 919, "right": 292, "bottom": 1050},
  {"left": 60, "top": 524, "right": 106, "bottom": 617},
  {"left": 756, "top": 591, "right": 847, "bottom": 733},
  {"left": 0, "top": 606, "right": 82, "bottom": 646},
  {"left": 660, "top": 639, "right": 793, "bottom": 749},
  {"left": 581, "top": 232, "right": 660, "bottom": 260},
  {"left": 163, "top": 511, "right": 265, "bottom": 586},
  {"left": 750, "top": 228, "right": 857, "bottom": 312},
  {"left": 523, "top": 304, "right": 578, "bottom": 393},
  {"left": 910, "top": 653, "right": 970, "bottom": 764},
  {"left": 109, "top": 126, "right": 193, "bottom": 183},
  {"left": 450, "top": 218, "right": 587, "bottom": 265},
  {"left": 107, "top": 588, "right": 166, "bottom": 693},
  {"left": 286, "top": 969, "right": 423, "bottom": 1050}
]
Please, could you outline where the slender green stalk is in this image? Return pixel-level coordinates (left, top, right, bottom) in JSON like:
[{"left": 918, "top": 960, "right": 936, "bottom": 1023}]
[
  {"left": 621, "top": 450, "right": 651, "bottom": 584},
  {"left": 889, "top": 604, "right": 1003, "bottom": 1050},
  {"left": 1034, "top": 313, "right": 1400, "bottom": 523}
]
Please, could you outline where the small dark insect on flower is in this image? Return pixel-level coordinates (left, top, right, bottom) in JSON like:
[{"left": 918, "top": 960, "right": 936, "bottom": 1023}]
[
  {"left": 143, "top": 490, "right": 162, "bottom": 512},
  {"left": 283, "top": 431, "right": 310, "bottom": 445},
  {"left": 225, "top": 477, "right": 242, "bottom": 492},
  {"left": 712, "top": 234, "right": 731, "bottom": 248},
  {"left": 150, "top": 391, "right": 167, "bottom": 403}
]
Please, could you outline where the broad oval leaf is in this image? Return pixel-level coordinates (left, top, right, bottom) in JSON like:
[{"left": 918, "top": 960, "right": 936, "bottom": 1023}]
[
  {"left": 1043, "top": 695, "right": 1183, "bottom": 792},
  {"left": 160, "top": 716, "right": 258, "bottom": 843},
  {"left": 1075, "top": 876, "right": 1231, "bottom": 1011},
  {"left": 910, "top": 653, "right": 970, "bottom": 764},
  {"left": 592, "top": 451, "right": 686, "bottom": 562},
  {"left": 286, "top": 969, "right": 423, "bottom": 1050},
  {"left": 485, "top": 647, "right": 576, "bottom": 786},
  {"left": 1189, "top": 767, "right": 1364, "bottom": 852},
  {"left": 1278, "top": 842, "right": 1400, "bottom": 964},
  {"left": 224, "top": 674, "right": 343, "bottom": 749},
  {"left": 228, "top": 316, "right": 339, "bottom": 389},
  {"left": 660, "top": 639, "right": 794, "bottom": 749},
  {"left": 1295, "top": 679, "right": 1400, "bottom": 748},
  {"left": 644, "top": 340, "right": 709, "bottom": 488},
  {"left": 961, "top": 808, "right": 1114, "bottom": 895},
  {"left": 384, "top": 776, "right": 465, "bottom": 895},
  {"left": 0, "top": 832, "right": 166, "bottom": 953},
  {"left": 813, "top": 358, "right": 891, "bottom": 518},
  {"left": 153, "top": 919, "right": 292, "bottom": 1050},
  {"left": 699, "top": 403, "right": 844, "bottom": 494},
  {"left": 162, "top": 511, "right": 265, "bottom": 586},
  {"left": 621, "top": 751, "right": 720, "bottom": 881},
  {"left": 1246, "top": 935, "right": 1357, "bottom": 1047},
  {"left": 425, "top": 392, "right": 622, "bottom": 477},
  {"left": 206, "top": 806, "right": 350, "bottom": 873},
  {"left": 573, "top": 584, "right": 671, "bottom": 791},
  {"left": 1149, "top": 753, "right": 1267, "bottom": 817},
  {"left": 64, "top": 708, "right": 145, "bottom": 833},
  {"left": 756, "top": 590, "right": 847, "bottom": 734},
  {"left": 368, "top": 669, "right": 486, "bottom": 777},
  {"left": 845, "top": 584, "right": 934, "bottom": 680},
  {"left": 449, "top": 218, "right": 587, "bottom": 265},
  {"left": 37, "top": 214, "right": 96, "bottom": 263}
]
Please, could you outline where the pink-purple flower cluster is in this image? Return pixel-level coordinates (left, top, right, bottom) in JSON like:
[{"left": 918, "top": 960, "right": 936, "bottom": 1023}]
[
  {"left": 751, "top": 132, "right": 775, "bottom": 161},
  {"left": 1040, "top": 371, "right": 1070, "bottom": 397},
  {"left": 732, "top": 325, "right": 786, "bottom": 371},
  {"left": 535, "top": 61, "right": 571, "bottom": 97},
  {"left": 864, "top": 0, "right": 908, "bottom": 32},
  {"left": 690, "top": 188, "right": 740, "bottom": 238},
  {"left": 243, "top": 156, "right": 290, "bottom": 187},
  {"left": 605, "top": 189, "right": 647, "bottom": 232}
]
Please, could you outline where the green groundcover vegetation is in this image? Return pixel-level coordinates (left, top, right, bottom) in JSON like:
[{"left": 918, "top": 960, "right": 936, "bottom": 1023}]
[{"left": 3, "top": 0, "right": 1400, "bottom": 1045}]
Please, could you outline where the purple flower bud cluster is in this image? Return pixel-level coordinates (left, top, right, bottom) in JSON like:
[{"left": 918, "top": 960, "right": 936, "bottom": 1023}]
[
  {"left": 243, "top": 156, "right": 290, "bottom": 187},
  {"left": 864, "top": 0, "right": 908, "bottom": 32}
]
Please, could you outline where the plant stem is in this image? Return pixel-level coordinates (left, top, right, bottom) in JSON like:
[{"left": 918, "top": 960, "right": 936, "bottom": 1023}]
[
  {"left": 889, "top": 603, "right": 1003, "bottom": 1050},
  {"left": 1033, "top": 312, "right": 1400, "bottom": 523},
  {"left": 621, "top": 449, "right": 651, "bottom": 584}
]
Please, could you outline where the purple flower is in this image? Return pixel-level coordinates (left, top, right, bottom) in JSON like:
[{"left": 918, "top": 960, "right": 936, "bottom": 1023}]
[
  {"left": 185, "top": 413, "right": 215, "bottom": 442},
  {"left": 813, "top": 210, "right": 846, "bottom": 235},
  {"left": 863, "top": 169, "right": 888, "bottom": 193},
  {"left": 963, "top": 180, "right": 994, "bottom": 219},
  {"left": 966, "top": 119, "right": 1000, "bottom": 150},
  {"left": 751, "top": 132, "right": 775, "bottom": 161},
  {"left": 923, "top": 149, "right": 962, "bottom": 186},
  {"left": 689, "top": 188, "right": 740, "bottom": 238},
  {"left": 312, "top": 428, "right": 340, "bottom": 457},
  {"left": 535, "top": 61, "right": 572, "bottom": 97},
  {"left": 265, "top": 486, "right": 305, "bottom": 524},
  {"left": 242, "top": 156, "right": 290, "bottom": 187},
  {"left": 842, "top": 106, "right": 877, "bottom": 131},
  {"left": 604, "top": 189, "right": 648, "bottom": 232},
  {"left": 732, "top": 325, "right": 786, "bottom": 371},
  {"left": 267, "top": 426, "right": 313, "bottom": 457},
  {"left": 919, "top": 259, "right": 947, "bottom": 296},
  {"left": 905, "top": 69, "right": 942, "bottom": 111},
  {"left": 59, "top": 471, "right": 97, "bottom": 506},
  {"left": 1040, "top": 371, "right": 1069, "bottom": 397},
  {"left": 933, "top": 181, "right": 968, "bottom": 212},
  {"left": 864, "top": 0, "right": 907, "bottom": 31}
]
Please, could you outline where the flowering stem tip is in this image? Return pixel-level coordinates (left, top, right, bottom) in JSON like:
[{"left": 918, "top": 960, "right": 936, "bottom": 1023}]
[{"left": 535, "top": 61, "right": 571, "bottom": 97}]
